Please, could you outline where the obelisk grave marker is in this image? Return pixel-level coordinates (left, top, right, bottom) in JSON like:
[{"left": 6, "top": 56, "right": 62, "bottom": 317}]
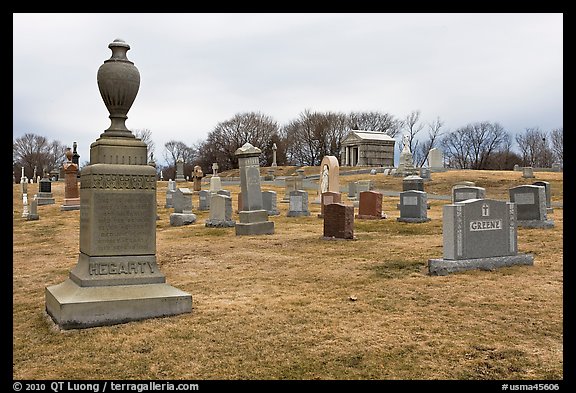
[{"left": 45, "top": 39, "right": 192, "bottom": 329}]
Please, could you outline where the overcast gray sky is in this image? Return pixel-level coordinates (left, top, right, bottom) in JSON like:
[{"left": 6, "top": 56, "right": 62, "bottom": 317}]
[{"left": 13, "top": 13, "right": 563, "bottom": 167}]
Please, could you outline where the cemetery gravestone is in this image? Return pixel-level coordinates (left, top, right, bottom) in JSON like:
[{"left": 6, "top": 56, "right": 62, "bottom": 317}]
[
  {"left": 428, "top": 198, "right": 534, "bottom": 275},
  {"left": 27, "top": 194, "right": 40, "bottom": 221},
  {"left": 452, "top": 186, "right": 486, "bottom": 203},
  {"left": 532, "top": 181, "right": 553, "bottom": 213},
  {"left": 175, "top": 158, "right": 185, "bottom": 182},
  {"left": 323, "top": 203, "right": 354, "bottom": 240},
  {"left": 209, "top": 163, "right": 222, "bottom": 193},
  {"left": 45, "top": 39, "right": 192, "bottom": 329},
  {"left": 509, "top": 185, "right": 554, "bottom": 228},
  {"left": 170, "top": 188, "right": 197, "bottom": 226},
  {"left": 205, "top": 193, "right": 235, "bottom": 227},
  {"left": 397, "top": 190, "right": 430, "bottom": 223},
  {"left": 165, "top": 179, "right": 176, "bottom": 208},
  {"left": 522, "top": 167, "right": 535, "bottom": 179},
  {"left": 262, "top": 190, "right": 280, "bottom": 216},
  {"left": 235, "top": 143, "right": 274, "bottom": 235},
  {"left": 281, "top": 176, "right": 298, "bottom": 203},
  {"left": 318, "top": 191, "right": 341, "bottom": 218},
  {"left": 37, "top": 173, "right": 56, "bottom": 206},
  {"left": 61, "top": 148, "right": 81, "bottom": 211},
  {"left": 316, "top": 156, "right": 340, "bottom": 203},
  {"left": 192, "top": 165, "right": 204, "bottom": 192},
  {"left": 356, "top": 191, "right": 386, "bottom": 219},
  {"left": 198, "top": 189, "right": 211, "bottom": 211},
  {"left": 287, "top": 190, "right": 311, "bottom": 217}
]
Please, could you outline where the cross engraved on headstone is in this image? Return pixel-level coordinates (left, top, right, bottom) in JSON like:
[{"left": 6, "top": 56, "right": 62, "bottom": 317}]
[{"left": 482, "top": 203, "right": 489, "bottom": 217}]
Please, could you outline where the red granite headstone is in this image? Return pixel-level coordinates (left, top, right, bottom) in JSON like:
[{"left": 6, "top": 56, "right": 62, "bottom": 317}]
[
  {"left": 356, "top": 190, "right": 386, "bottom": 219},
  {"left": 323, "top": 203, "right": 354, "bottom": 239}
]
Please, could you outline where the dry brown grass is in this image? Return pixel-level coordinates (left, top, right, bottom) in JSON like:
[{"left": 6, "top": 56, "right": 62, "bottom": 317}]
[{"left": 12, "top": 169, "right": 563, "bottom": 380}]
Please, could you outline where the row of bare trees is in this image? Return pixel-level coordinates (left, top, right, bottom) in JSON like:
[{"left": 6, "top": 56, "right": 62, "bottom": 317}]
[{"left": 13, "top": 110, "right": 563, "bottom": 182}]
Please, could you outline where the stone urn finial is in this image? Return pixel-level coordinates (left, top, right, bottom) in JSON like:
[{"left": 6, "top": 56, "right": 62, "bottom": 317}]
[{"left": 97, "top": 38, "right": 140, "bottom": 138}]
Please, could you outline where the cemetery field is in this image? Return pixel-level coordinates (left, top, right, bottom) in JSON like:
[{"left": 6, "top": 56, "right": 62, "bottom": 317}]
[{"left": 12, "top": 169, "right": 563, "bottom": 380}]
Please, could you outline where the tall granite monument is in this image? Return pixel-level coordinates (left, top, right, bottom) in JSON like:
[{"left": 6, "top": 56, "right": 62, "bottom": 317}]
[
  {"left": 235, "top": 143, "right": 274, "bottom": 235},
  {"left": 45, "top": 39, "right": 192, "bottom": 329}
]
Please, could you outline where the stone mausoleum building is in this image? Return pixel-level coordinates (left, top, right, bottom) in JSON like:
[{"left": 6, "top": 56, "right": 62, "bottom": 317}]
[{"left": 340, "top": 130, "right": 395, "bottom": 167}]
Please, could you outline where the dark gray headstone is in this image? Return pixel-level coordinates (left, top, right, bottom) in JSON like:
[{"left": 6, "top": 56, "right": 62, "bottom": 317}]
[
  {"left": 397, "top": 190, "right": 430, "bottom": 223},
  {"left": 509, "top": 185, "right": 554, "bottom": 228},
  {"left": 452, "top": 186, "right": 485, "bottom": 203}
]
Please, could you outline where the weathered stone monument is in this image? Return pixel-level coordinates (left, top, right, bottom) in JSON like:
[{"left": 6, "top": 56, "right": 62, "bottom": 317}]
[
  {"left": 175, "top": 158, "right": 185, "bottom": 182},
  {"left": 61, "top": 148, "right": 81, "bottom": 211},
  {"left": 170, "top": 187, "right": 197, "bottom": 226},
  {"left": 72, "top": 141, "right": 80, "bottom": 178},
  {"left": 209, "top": 163, "right": 222, "bottom": 193},
  {"left": 403, "top": 175, "right": 424, "bottom": 192},
  {"left": 427, "top": 148, "right": 444, "bottom": 171},
  {"left": 165, "top": 179, "right": 176, "bottom": 208},
  {"left": 428, "top": 198, "right": 534, "bottom": 275},
  {"left": 27, "top": 194, "right": 40, "bottom": 221},
  {"left": 323, "top": 203, "right": 354, "bottom": 240},
  {"left": 509, "top": 185, "right": 554, "bottom": 228},
  {"left": 205, "top": 193, "right": 235, "bottom": 228},
  {"left": 198, "top": 189, "right": 211, "bottom": 211},
  {"left": 262, "top": 190, "right": 280, "bottom": 216},
  {"left": 452, "top": 185, "right": 486, "bottom": 203},
  {"left": 395, "top": 134, "right": 417, "bottom": 177},
  {"left": 281, "top": 175, "right": 301, "bottom": 203},
  {"left": 235, "top": 143, "right": 274, "bottom": 235},
  {"left": 397, "top": 190, "right": 430, "bottom": 223},
  {"left": 287, "top": 190, "right": 310, "bottom": 217},
  {"left": 271, "top": 142, "right": 277, "bottom": 167},
  {"left": 318, "top": 191, "right": 341, "bottom": 218},
  {"left": 192, "top": 165, "right": 203, "bottom": 192},
  {"left": 36, "top": 172, "right": 56, "bottom": 206},
  {"left": 21, "top": 185, "right": 29, "bottom": 219},
  {"left": 45, "top": 38, "right": 192, "bottom": 329},
  {"left": 522, "top": 166, "right": 535, "bottom": 179},
  {"left": 356, "top": 191, "right": 387, "bottom": 219},
  {"left": 316, "top": 156, "right": 340, "bottom": 203},
  {"left": 532, "top": 181, "right": 553, "bottom": 213},
  {"left": 419, "top": 167, "right": 431, "bottom": 181}
]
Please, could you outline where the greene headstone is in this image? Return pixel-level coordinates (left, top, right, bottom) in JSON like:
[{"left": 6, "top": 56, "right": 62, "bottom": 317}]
[
  {"left": 397, "top": 190, "right": 430, "bottom": 223},
  {"left": 509, "top": 185, "right": 554, "bottom": 228},
  {"left": 428, "top": 198, "right": 534, "bottom": 275},
  {"left": 45, "top": 38, "right": 191, "bottom": 329}
]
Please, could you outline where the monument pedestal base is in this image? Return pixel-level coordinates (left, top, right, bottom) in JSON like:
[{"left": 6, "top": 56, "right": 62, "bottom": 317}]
[
  {"left": 427, "top": 254, "right": 534, "bottom": 276},
  {"left": 61, "top": 198, "right": 81, "bottom": 211},
  {"left": 235, "top": 220, "right": 274, "bottom": 235},
  {"left": 169, "top": 213, "right": 197, "bottom": 226},
  {"left": 45, "top": 279, "right": 192, "bottom": 329},
  {"left": 396, "top": 217, "right": 431, "bottom": 223},
  {"left": 517, "top": 219, "right": 554, "bottom": 229}
]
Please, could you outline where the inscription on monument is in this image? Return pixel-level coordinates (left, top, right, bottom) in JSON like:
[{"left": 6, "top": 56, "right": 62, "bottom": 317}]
[
  {"left": 403, "top": 196, "right": 418, "bottom": 206},
  {"left": 89, "top": 261, "right": 155, "bottom": 275},
  {"left": 92, "top": 192, "right": 155, "bottom": 254},
  {"left": 514, "top": 193, "right": 535, "bottom": 205}
]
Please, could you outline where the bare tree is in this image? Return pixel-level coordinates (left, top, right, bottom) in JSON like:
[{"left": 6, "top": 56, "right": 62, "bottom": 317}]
[
  {"left": 515, "top": 127, "right": 555, "bottom": 167},
  {"left": 400, "top": 110, "right": 425, "bottom": 164},
  {"left": 284, "top": 110, "right": 348, "bottom": 166},
  {"left": 441, "top": 121, "right": 511, "bottom": 169},
  {"left": 415, "top": 117, "right": 444, "bottom": 167},
  {"left": 347, "top": 111, "right": 402, "bottom": 137},
  {"left": 550, "top": 127, "right": 563, "bottom": 164},
  {"left": 197, "top": 112, "right": 279, "bottom": 172},
  {"left": 132, "top": 128, "right": 156, "bottom": 162},
  {"left": 13, "top": 133, "right": 67, "bottom": 180}
]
